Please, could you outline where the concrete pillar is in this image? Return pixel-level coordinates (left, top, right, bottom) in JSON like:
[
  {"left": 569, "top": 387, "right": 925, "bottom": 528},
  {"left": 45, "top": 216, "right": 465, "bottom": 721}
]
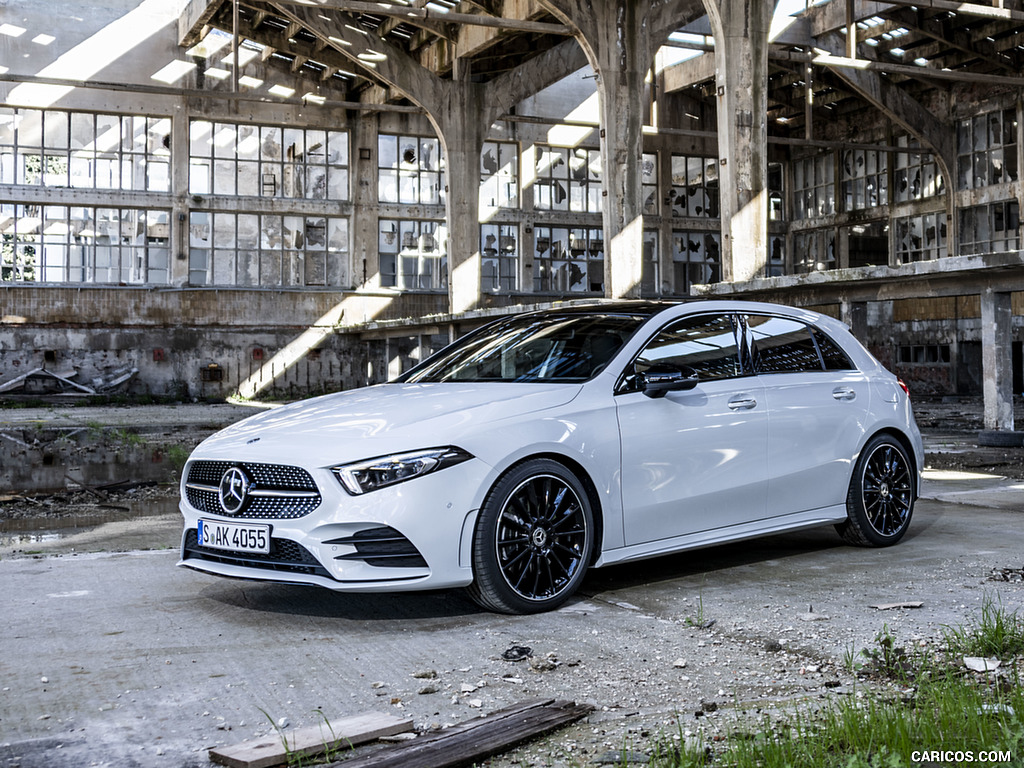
[
  {"left": 350, "top": 114, "right": 380, "bottom": 290},
  {"left": 980, "top": 289, "right": 1015, "bottom": 432},
  {"left": 437, "top": 63, "right": 487, "bottom": 315},
  {"left": 587, "top": 1, "right": 650, "bottom": 299},
  {"left": 170, "top": 101, "right": 190, "bottom": 286},
  {"left": 707, "top": 0, "right": 773, "bottom": 282},
  {"left": 442, "top": 125, "right": 485, "bottom": 315}
]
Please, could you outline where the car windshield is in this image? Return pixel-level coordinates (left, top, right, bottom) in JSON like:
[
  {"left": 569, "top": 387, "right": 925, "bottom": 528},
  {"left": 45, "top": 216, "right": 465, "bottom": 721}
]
[{"left": 398, "top": 313, "right": 648, "bottom": 384}]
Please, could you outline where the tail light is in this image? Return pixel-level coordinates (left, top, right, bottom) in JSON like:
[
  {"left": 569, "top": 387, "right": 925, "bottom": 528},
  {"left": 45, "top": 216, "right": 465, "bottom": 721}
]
[{"left": 897, "top": 378, "right": 910, "bottom": 396}]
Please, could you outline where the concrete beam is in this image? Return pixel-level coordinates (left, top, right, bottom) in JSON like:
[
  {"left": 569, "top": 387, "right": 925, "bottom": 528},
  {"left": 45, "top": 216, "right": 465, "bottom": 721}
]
[
  {"left": 772, "top": 48, "right": 1024, "bottom": 87},
  {"left": 487, "top": 37, "right": 589, "bottom": 113},
  {"left": 179, "top": 0, "right": 223, "bottom": 47},
  {"left": 884, "top": 8, "right": 1014, "bottom": 71},
  {"left": 881, "top": 0, "right": 1024, "bottom": 24},
  {"left": 811, "top": 32, "right": 955, "bottom": 184},
  {"left": 274, "top": 0, "right": 572, "bottom": 35},
  {"left": 805, "top": 0, "right": 896, "bottom": 36},
  {"left": 269, "top": 2, "right": 447, "bottom": 113},
  {"left": 692, "top": 251, "right": 1024, "bottom": 302},
  {"left": 661, "top": 52, "right": 716, "bottom": 92}
]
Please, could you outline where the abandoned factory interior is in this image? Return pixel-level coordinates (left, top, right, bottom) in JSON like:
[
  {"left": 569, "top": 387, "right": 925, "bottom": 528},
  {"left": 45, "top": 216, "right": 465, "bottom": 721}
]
[{"left": 1, "top": 0, "right": 1023, "bottom": 434}]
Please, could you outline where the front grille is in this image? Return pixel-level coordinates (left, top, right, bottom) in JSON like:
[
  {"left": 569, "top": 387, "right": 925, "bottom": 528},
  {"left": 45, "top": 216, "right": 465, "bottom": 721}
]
[
  {"left": 182, "top": 529, "right": 333, "bottom": 579},
  {"left": 325, "top": 526, "right": 428, "bottom": 568},
  {"left": 185, "top": 460, "right": 321, "bottom": 519}
]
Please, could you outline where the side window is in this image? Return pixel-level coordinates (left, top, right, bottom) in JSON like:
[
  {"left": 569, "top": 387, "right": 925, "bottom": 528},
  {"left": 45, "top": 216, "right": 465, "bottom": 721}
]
[
  {"left": 633, "top": 314, "right": 742, "bottom": 383},
  {"left": 746, "top": 314, "right": 822, "bottom": 373},
  {"left": 813, "top": 328, "right": 856, "bottom": 370}
]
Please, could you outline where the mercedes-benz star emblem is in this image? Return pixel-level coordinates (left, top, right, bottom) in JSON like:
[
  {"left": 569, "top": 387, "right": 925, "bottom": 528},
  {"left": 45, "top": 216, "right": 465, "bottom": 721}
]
[{"left": 218, "top": 467, "right": 250, "bottom": 515}]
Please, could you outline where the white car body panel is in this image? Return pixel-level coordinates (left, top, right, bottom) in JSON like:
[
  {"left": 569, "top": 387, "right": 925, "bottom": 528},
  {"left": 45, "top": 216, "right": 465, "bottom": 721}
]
[
  {"left": 615, "top": 378, "right": 769, "bottom": 544},
  {"left": 759, "top": 370, "right": 870, "bottom": 517},
  {"left": 178, "top": 299, "right": 924, "bottom": 600}
]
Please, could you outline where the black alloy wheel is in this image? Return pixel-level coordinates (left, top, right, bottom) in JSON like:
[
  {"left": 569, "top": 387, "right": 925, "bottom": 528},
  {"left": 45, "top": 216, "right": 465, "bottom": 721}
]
[
  {"left": 837, "top": 435, "right": 915, "bottom": 547},
  {"left": 467, "top": 459, "right": 594, "bottom": 614}
]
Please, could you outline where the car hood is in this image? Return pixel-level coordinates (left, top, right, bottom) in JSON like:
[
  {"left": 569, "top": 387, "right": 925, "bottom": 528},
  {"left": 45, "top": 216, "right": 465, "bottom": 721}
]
[{"left": 193, "top": 382, "right": 583, "bottom": 465}]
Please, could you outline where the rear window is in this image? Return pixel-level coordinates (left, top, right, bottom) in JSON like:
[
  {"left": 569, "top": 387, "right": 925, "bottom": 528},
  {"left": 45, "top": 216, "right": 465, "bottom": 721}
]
[
  {"left": 813, "top": 328, "right": 856, "bottom": 370},
  {"left": 747, "top": 315, "right": 821, "bottom": 373}
]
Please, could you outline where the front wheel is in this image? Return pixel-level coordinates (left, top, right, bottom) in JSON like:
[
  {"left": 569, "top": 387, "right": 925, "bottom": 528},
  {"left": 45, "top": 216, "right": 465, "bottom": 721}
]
[
  {"left": 836, "top": 435, "right": 915, "bottom": 547},
  {"left": 467, "top": 459, "right": 594, "bottom": 614}
]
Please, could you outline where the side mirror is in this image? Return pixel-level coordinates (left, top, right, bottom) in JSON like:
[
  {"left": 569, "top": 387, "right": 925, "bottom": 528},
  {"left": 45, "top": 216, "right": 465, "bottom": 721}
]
[{"left": 639, "top": 363, "right": 699, "bottom": 398}]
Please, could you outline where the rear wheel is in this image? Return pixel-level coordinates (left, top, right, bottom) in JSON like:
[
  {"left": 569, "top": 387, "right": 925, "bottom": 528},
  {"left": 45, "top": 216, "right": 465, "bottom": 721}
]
[
  {"left": 467, "top": 459, "right": 594, "bottom": 614},
  {"left": 836, "top": 435, "right": 915, "bottom": 547}
]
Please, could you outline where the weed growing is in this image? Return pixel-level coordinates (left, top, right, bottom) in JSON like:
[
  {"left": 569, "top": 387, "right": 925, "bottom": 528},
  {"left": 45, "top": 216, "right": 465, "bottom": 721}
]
[{"left": 646, "top": 604, "right": 1024, "bottom": 768}]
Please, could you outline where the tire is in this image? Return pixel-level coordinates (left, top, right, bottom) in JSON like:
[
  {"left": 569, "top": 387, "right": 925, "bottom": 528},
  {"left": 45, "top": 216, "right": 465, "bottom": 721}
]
[
  {"left": 466, "top": 459, "right": 594, "bottom": 614},
  {"left": 836, "top": 434, "right": 915, "bottom": 547}
]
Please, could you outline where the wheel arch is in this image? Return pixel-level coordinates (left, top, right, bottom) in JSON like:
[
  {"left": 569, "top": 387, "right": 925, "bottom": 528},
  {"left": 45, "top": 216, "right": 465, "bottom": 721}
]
[
  {"left": 861, "top": 427, "right": 921, "bottom": 498},
  {"left": 482, "top": 451, "right": 606, "bottom": 567}
]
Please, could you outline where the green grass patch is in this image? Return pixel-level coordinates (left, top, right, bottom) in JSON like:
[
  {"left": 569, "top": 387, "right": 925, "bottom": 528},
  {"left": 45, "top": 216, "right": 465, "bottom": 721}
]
[
  {"left": 944, "top": 596, "right": 1024, "bottom": 661},
  {"left": 649, "top": 604, "right": 1024, "bottom": 768}
]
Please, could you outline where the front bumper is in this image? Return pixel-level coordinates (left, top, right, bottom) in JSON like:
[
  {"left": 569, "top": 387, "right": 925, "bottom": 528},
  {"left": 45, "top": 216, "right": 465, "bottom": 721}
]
[{"left": 177, "top": 457, "right": 491, "bottom": 592}]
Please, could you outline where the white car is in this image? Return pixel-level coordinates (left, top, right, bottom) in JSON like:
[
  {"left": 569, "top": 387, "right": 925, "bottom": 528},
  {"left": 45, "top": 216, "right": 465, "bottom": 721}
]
[{"left": 179, "top": 300, "right": 923, "bottom": 614}]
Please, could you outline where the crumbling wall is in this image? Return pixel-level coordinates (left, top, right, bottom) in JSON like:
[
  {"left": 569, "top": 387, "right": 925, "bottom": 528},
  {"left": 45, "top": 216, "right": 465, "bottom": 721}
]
[{"left": 0, "top": 287, "right": 447, "bottom": 401}]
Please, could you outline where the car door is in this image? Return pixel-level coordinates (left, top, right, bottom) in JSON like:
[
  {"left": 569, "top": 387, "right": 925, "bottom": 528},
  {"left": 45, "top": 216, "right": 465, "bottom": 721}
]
[
  {"left": 744, "top": 313, "right": 870, "bottom": 518},
  {"left": 615, "top": 312, "right": 768, "bottom": 546}
]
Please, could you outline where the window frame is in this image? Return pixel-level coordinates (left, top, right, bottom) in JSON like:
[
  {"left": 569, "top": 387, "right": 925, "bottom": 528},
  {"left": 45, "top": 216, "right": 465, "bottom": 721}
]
[
  {"left": 615, "top": 311, "right": 857, "bottom": 394},
  {"left": 615, "top": 312, "right": 748, "bottom": 394}
]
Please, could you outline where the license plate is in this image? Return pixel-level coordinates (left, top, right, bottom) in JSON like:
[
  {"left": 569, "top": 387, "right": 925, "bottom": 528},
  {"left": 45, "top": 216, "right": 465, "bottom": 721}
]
[{"left": 198, "top": 519, "right": 270, "bottom": 554}]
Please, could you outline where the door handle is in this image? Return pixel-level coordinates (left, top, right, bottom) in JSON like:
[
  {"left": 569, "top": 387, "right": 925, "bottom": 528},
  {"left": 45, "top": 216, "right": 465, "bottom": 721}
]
[
  {"left": 832, "top": 387, "right": 856, "bottom": 401},
  {"left": 728, "top": 396, "right": 757, "bottom": 410}
]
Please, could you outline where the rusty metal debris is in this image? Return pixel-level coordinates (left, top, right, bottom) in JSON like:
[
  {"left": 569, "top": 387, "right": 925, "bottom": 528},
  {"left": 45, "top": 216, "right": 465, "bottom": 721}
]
[{"left": 0, "top": 366, "right": 138, "bottom": 397}]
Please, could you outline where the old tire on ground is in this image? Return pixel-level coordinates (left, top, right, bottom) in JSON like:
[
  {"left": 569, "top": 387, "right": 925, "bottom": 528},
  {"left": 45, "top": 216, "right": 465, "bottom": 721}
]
[
  {"left": 467, "top": 458, "right": 594, "bottom": 614},
  {"left": 836, "top": 434, "right": 915, "bottom": 547}
]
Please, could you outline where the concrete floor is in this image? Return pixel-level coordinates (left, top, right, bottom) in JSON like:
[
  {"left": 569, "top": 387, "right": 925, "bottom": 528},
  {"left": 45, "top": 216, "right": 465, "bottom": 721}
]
[{"left": 1, "top": 401, "right": 1022, "bottom": 767}]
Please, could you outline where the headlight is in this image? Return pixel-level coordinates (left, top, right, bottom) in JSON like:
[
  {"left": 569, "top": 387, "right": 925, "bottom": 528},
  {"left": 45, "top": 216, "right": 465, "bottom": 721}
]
[{"left": 331, "top": 447, "right": 473, "bottom": 495}]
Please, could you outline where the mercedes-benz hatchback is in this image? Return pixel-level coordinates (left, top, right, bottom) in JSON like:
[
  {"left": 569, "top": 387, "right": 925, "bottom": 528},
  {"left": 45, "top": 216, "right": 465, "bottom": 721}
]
[{"left": 179, "top": 300, "right": 923, "bottom": 614}]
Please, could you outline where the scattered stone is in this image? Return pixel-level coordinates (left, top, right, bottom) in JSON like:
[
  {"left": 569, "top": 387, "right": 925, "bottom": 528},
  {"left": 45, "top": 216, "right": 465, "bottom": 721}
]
[
  {"left": 765, "top": 640, "right": 783, "bottom": 653},
  {"left": 798, "top": 611, "right": 829, "bottom": 622},
  {"left": 468, "top": 699, "right": 483, "bottom": 708},
  {"left": 870, "top": 601, "right": 924, "bottom": 610},
  {"left": 981, "top": 703, "right": 1015, "bottom": 716},
  {"left": 412, "top": 669, "right": 438, "bottom": 679},
  {"left": 964, "top": 657, "right": 1001, "bottom": 673},
  {"left": 672, "top": 658, "right": 688, "bottom": 669},
  {"left": 277, "top": 717, "right": 290, "bottom": 729},
  {"left": 417, "top": 684, "right": 440, "bottom": 695},
  {"left": 502, "top": 645, "right": 532, "bottom": 662},
  {"left": 461, "top": 683, "right": 478, "bottom": 693},
  {"left": 529, "top": 653, "right": 559, "bottom": 672},
  {"left": 371, "top": 681, "right": 386, "bottom": 689},
  {"left": 594, "top": 749, "right": 649, "bottom": 764},
  {"left": 988, "top": 567, "right": 1024, "bottom": 583}
]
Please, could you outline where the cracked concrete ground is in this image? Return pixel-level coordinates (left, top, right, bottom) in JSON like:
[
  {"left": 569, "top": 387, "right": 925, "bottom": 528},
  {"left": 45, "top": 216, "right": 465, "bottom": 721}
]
[{"left": 0, "top": 399, "right": 1021, "bottom": 767}]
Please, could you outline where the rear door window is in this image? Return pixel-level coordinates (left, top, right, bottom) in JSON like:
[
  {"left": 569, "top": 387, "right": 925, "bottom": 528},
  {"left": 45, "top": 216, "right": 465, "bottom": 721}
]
[{"left": 746, "top": 315, "right": 822, "bottom": 373}]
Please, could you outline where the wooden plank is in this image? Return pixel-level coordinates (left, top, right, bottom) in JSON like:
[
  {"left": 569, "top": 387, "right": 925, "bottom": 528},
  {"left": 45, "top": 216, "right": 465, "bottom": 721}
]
[
  {"left": 336, "top": 698, "right": 594, "bottom": 768},
  {"left": 208, "top": 711, "right": 414, "bottom": 768}
]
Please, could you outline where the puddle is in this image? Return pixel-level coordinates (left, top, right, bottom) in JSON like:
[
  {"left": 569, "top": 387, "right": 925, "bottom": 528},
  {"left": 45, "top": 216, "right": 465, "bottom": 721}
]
[
  {"left": 0, "top": 425, "right": 188, "bottom": 494},
  {"left": 0, "top": 495, "right": 182, "bottom": 555}
]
